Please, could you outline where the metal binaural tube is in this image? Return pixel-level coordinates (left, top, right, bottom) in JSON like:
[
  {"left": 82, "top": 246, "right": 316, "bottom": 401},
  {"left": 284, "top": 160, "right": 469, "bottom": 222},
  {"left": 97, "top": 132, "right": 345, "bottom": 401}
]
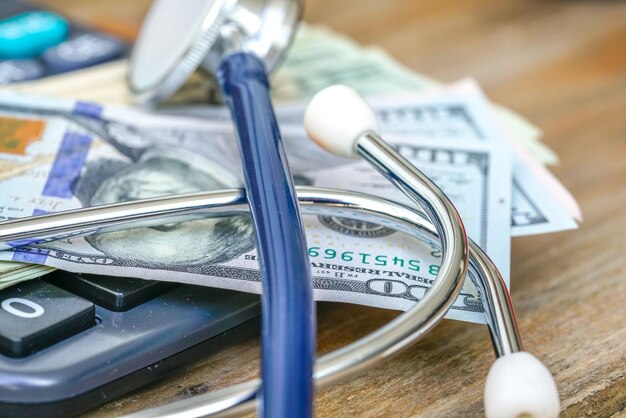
[
  {"left": 354, "top": 131, "right": 522, "bottom": 357},
  {"left": 119, "top": 196, "right": 521, "bottom": 418},
  {"left": 354, "top": 131, "right": 468, "bottom": 289},
  {"left": 0, "top": 187, "right": 522, "bottom": 417},
  {"left": 467, "top": 240, "right": 523, "bottom": 356},
  {"left": 0, "top": 190, "right": 249, "bottom": 251}
]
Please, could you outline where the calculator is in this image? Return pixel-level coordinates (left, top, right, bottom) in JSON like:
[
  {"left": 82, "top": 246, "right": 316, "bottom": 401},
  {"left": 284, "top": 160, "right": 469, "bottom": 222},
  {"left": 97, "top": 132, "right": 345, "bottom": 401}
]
[
  {"left": 0, "top": 272, "right": 260, "bottom": 418},
  {"left": 0, "top": 1, "right": 128, "bottom": 84}
]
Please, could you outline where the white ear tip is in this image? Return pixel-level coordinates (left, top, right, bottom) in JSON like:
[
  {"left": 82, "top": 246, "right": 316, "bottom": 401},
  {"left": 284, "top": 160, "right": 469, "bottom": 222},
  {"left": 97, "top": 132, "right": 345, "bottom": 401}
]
[
  {"left": 304, "top": 85, "right": 380, "bottom": 159},
  {"left": 484, "top": 352, "right": 560, "bottom": 418}
]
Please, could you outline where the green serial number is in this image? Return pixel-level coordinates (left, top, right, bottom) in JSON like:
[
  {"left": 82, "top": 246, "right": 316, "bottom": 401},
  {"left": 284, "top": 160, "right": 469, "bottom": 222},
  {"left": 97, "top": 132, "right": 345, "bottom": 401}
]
[{"left": 307, "top": 246, "right": 440, "bottom": 275}]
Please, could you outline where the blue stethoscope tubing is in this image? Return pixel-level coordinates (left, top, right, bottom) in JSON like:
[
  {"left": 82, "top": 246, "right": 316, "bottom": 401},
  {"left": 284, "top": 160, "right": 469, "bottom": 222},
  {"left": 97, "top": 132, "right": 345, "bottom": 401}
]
[{"left": 217, "top": 52, "right": 315, "bottom": 418}]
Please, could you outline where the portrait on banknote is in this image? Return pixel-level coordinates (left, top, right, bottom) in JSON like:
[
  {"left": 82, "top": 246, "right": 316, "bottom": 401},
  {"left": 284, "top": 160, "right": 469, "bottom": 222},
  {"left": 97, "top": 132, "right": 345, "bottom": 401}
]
[{"left": 74, "top": 146, "right": 255, "bottom": 267}]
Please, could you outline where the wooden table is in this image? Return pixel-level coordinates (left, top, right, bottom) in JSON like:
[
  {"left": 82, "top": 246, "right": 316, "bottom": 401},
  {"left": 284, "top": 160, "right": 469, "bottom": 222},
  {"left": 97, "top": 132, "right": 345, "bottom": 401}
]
[{"left": 30, "top": 0, "right": 626, "bottom": 416}]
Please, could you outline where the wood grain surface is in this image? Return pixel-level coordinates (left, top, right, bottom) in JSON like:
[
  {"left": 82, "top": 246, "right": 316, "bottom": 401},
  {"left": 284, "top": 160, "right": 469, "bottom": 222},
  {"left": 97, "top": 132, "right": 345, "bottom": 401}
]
[{"left": 29, "top": 0, "right": 626, "bottom": 416}]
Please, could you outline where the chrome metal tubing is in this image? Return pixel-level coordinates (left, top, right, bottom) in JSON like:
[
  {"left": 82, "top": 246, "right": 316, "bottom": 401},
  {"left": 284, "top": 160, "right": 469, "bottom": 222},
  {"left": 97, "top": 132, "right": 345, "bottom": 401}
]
[
  {"left": 0, "top": 187, "right": 466, "bottom": 416},
  {"left": 467, "top": 241, "right": 523, "bottom": 356},
  {"left": 0, "top": 188, "right": 522, "bottom": 416},
  {"left": 355, "top": 131, "right": 468, "bottom": 291},
  {"left": 355, "top": 131, "right": 521, "bottom": 356},
  {"left": 120, "top": 194, "right": 521, "bottom": 418},
  {"left": 0, "top": 190, "right": 250, "bottom": 251}
]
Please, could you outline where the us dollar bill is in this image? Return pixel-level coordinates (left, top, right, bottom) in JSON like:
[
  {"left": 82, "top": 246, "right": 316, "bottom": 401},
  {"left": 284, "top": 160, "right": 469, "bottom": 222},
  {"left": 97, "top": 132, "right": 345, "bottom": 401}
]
[
  {"left": 302, "top": 137, "right": 512, "bottom": 282},
  {"left": 0, "top": 92, "right": 513, "bottom": 323},
  {"left": 0, "top": 261, "right": 54, "bottom": 290},
  {"left": 165, "top": 86, "right": 577, "bottom": 237}
]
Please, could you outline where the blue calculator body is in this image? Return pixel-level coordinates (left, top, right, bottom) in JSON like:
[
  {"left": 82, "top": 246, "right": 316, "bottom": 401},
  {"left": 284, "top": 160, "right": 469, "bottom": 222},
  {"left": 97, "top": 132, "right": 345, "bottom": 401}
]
[{"left": 0, "top": 274, "right": 260, "bottom": 417}]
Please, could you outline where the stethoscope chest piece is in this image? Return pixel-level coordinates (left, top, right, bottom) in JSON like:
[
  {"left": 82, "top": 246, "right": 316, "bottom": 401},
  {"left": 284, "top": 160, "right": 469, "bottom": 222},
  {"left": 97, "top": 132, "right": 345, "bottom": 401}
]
[{"left": 128, "top": 0, "right": 301, "bottom": 105}]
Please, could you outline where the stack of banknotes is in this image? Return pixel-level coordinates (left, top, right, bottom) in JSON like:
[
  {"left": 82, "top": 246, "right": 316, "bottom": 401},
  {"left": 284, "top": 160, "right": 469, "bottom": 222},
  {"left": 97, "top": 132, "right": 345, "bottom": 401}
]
[{"left": 0, "top": 25, "right": 579, "bottom": 323}]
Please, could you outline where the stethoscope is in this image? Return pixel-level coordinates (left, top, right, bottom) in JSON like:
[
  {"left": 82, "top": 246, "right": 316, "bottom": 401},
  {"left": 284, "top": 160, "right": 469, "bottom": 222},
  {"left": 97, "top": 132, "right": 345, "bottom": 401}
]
[
  {"left": 0, "top": 90, "right": 561, "bottom": 418},
  {"left": 129, "top": 1, "right": 314, "bottom": 417},
  {"left": 0, "top": 0, "right": 561, "bottom": 416}
]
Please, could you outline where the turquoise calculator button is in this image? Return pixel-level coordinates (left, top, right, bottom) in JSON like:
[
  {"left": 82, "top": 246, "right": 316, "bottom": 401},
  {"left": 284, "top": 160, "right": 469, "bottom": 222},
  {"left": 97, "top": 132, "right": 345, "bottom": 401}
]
[{"left": 0, "top": 11, "right": 69, "bottom": 59}]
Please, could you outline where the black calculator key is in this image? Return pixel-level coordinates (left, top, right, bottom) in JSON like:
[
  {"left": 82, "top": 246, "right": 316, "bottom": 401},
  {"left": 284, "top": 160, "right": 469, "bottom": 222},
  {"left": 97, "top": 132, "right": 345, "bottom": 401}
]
[
  {"left": 0, "top": 59, "right": 46, "bottom": 84},
  {"left": 41, "top": 32, "right": 125, "bottom": 74},
  {"left": 48, "top": 272, "right": 176, "bottom": 312},
  {"left": 0, "top": 280, "right": 94, "bottom": 358}
]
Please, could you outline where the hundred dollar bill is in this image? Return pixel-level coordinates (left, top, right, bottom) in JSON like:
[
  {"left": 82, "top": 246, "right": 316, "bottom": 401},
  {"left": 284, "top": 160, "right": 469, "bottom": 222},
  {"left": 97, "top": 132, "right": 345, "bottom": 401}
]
[
  {"left": 173, "top": 86, "right": 577, "bottom": 237},
  {"left": 302, "top": 137, "right": 513, "bottom": 282},
  {"left": 277, "top": 95, "right": 577, "bottom": 236},
  {"left": 0, "top": 93, "right": 511, "bottom": 323}
]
